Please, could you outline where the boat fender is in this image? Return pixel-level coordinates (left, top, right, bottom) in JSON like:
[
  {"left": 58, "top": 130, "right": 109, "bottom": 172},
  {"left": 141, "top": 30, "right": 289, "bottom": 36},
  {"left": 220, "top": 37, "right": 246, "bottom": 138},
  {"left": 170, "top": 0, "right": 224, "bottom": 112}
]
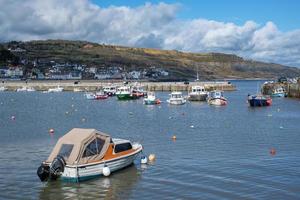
[
  {"left": 141, "top": 155, "right": 148, "bottom": 164},
  {"left": 103, "top": 164, "right": 111, "bottom": 176}
]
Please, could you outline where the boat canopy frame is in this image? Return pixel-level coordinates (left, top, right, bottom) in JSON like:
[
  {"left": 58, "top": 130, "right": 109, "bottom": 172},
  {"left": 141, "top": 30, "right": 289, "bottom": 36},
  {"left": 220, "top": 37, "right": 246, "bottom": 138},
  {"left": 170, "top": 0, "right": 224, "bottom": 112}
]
[{"left": 46, "top": 128, "right": 111, "bottom": 165}]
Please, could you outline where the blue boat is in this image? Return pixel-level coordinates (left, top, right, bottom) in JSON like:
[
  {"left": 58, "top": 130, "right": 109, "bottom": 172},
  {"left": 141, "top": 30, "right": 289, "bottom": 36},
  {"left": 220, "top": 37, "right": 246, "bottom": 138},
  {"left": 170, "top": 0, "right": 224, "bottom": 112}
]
[
  {"left": 271, "top": 87, "right": 285, "bottom": 97},
  {"left": 248, "top": 94, "right": 272, "bottom": 107}
]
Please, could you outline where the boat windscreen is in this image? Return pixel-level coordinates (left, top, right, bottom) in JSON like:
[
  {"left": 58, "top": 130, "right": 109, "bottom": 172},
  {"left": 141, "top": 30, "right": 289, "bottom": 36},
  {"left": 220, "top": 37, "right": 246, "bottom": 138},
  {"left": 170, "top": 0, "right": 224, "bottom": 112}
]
[
  {"left": 82, "top": 138, "right": 105, "bottom": 158},
  {"left": 58, "top": 144, "right": 74, "bottom": 160}
]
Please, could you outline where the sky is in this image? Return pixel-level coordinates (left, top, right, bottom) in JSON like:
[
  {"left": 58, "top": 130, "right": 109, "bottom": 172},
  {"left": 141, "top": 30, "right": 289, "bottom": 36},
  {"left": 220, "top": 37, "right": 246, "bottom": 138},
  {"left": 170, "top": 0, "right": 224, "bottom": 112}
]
[{"left": 1, "top": 0, "right": 300, "bottom": 67}]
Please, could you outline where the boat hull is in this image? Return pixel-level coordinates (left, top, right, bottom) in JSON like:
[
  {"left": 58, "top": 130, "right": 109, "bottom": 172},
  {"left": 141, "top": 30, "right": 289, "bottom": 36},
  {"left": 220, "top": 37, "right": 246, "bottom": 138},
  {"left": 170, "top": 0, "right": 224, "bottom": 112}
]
[
  {"left": 271, "top": 93, "right": 285, "bottom": 97},
  {"left": 188, "top": 94, "right": 208, "bottom": 101},
  {"left": 116, "top": 94, "right": 138, "bottom": 100},
  {"left": 144, "top": 99, "right": 160, "bottom": 105},
  {"left": 207, "top": 98, "right": 227, "bottom": 106},
  {"left": 248, "top": 98, "right": 272, "bottom": 107},
  {"left": 61, "top": 149, "right": 141, "bottom": 182},
  {"left": 167, "top": 99, "right": 186, "bottom": 105}
]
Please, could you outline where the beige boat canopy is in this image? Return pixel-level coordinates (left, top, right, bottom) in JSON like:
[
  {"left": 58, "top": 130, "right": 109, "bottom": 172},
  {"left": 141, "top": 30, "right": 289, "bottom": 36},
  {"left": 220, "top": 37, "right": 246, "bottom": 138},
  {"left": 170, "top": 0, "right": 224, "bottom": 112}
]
[{"left": 47, "top": 128, "right": 111, "bottom": 165}]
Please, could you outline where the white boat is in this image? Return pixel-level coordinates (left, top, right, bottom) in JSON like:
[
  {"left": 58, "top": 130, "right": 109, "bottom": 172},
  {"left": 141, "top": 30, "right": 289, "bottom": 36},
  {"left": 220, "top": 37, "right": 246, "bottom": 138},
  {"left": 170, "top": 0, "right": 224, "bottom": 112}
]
[
  {"left": 188, "top": 86, "right": 208, "bottom": 101},
  {"left": 37, "top": 128, "right": 143, "bottom": 182},
  {"left": 84, "top": 92, "right": 96, "bottom": 100},
  {"left": 271, "top": 87, "right": 285, "bottom": 97},
  {"left": 0, "top": 86, "right": 8, "bottom": 91},
  {"left": 143, "top": 92, "right": 161, "bottom": 105},
  {"left": 26, "top": 87, "right": 36, "bottom": 92},
  {"left": 167, "top": 91, "right": 186, "bottom": 105},
  {"left": 48, "top": 86, "right": 64, "bottom": 92},
  {"left": 73, "top": 88, "right": 83, "bottom": 92},
  {"left": 207, "top": 90, "right": 227, "bottom": 106},
  {"left": 16, "top": 86, "right": 28, "bottom": 92},
  {"left": 103, "top": 86, "right": 117, "bottom": 96}
]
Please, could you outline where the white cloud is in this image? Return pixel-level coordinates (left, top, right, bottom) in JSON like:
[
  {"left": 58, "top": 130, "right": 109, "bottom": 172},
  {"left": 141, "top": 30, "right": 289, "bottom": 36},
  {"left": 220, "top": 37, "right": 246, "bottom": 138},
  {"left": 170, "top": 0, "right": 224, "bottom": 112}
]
[{"left": 0, "top": 0, "right": 300, "bottom": 66}]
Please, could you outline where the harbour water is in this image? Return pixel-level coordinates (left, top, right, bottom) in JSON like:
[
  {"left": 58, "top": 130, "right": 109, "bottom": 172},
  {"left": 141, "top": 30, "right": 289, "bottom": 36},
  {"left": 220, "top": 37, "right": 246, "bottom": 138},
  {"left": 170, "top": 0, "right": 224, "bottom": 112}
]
[{"left": 0, "top": 80, "right": 300, "bottom": 199}]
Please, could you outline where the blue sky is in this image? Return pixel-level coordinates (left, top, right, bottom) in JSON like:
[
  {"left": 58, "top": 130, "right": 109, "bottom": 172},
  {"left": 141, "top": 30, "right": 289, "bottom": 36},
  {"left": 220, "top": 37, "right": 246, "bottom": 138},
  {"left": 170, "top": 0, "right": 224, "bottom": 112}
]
[{"left": 92, "top": 0, "right": 300, "bottom": 31}]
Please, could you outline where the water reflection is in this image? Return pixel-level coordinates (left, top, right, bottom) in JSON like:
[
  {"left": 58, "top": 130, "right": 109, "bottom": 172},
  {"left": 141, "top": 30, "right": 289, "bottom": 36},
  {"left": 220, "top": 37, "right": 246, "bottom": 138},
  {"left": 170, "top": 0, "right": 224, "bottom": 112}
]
[{"left": 39, "top": 165, "right": 140, "bottom": 200}]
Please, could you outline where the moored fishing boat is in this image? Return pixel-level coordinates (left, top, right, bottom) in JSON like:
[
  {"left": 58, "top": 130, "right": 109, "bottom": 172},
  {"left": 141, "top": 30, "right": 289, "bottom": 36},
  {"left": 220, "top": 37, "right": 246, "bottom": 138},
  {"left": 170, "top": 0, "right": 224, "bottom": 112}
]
[
  {"left": 188, "top": 86, "right": 208, "bottom": 101},
  {"left": 95, "top": 91, "right": 108, "bottom": 100},
  {"left": 207, "top": 90, "right": 227, "bottom": 106},
  {"left": 248, "top": 94, "right": 272, "bottom": 107},
  {"left": 103, "top": 86, "right": 117, "bottom": 96},
  {"left": 167, "top": 91, "right": 186, "bottom": 105},
  {"left": 143, "top": 92, "right": 161, "bottom": 105},
  {"left": 37, "top": 128, "right": 143, "bottom": 182},
  {"left": 271, "top": 87, "right": 285, "bottom": 97},
  {"left": 116, "top": 86, "right": 139, "bottom": 100},
  {"left": 132, "top": 85, "right": 147, "bottom": 97}
]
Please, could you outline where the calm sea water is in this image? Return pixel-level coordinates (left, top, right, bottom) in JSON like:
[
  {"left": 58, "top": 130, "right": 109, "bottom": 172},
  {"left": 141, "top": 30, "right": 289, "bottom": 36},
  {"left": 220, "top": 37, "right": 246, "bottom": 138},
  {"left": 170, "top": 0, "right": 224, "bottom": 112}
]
[{"left": 0, "top": 80, "right": 300, "bottom": 200}]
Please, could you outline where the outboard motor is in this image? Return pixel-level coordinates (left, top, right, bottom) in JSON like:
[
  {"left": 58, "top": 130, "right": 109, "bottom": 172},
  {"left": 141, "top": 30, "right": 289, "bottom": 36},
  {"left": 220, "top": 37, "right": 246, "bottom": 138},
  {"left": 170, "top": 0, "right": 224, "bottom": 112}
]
[
  {"left": 37, "top": 164, "right": 50, "bottom": 182},
  {"left": 49, "top": 155, "right": 66, "bottom": 180},
  {"left": 37, "top": 155, "right": 66, "bottom": 182}
]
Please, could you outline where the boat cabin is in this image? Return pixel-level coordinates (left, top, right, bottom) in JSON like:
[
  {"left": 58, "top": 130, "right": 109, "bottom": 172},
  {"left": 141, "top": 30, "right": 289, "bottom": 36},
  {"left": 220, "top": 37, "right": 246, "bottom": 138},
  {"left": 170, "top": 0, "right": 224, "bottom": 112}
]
[
  {"left": 46, "top": 128, "right": 133, "bottom": 165},
  {"left": 170, "top": 92, "right": 183, "bottom": 99},
  {"left": 117, "top": 86, "right": 130, "bottom": 93},
  {"left": 209, "top": 91, "right": 224, "bottom": 99},
  {"left": 191, "top": 86, "right": 206, "bottom": 93}
]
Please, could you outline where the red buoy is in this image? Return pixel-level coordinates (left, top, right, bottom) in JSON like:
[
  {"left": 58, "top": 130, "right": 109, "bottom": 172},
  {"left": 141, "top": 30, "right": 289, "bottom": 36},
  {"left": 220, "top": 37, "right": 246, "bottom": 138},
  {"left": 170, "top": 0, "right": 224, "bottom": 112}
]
[
  {"left": 49, "top": 128, "right": 55, "bottom": 134},
  {"left": 270, "top": 148, "right": 276, "bottom": 156}
]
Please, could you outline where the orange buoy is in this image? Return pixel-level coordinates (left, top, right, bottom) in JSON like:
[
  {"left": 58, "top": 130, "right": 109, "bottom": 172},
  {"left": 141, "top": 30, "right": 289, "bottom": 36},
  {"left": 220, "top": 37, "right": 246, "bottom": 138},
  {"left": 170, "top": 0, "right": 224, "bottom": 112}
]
[
  {"left": 270, "top": 148, "right": 276, "bottom": 156},
  {"left": 148, "top": 154, "right": 156, "bottom": 162},
  {"left": 49, "top": 128, "right": 55, "bottom": 134}
]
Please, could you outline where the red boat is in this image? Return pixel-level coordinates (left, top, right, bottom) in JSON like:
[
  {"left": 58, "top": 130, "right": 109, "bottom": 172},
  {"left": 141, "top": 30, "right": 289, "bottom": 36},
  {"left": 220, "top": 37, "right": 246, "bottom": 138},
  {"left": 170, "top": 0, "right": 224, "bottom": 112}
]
[{"left": 95, "top": 92, "right": 108, "bottom": 100}]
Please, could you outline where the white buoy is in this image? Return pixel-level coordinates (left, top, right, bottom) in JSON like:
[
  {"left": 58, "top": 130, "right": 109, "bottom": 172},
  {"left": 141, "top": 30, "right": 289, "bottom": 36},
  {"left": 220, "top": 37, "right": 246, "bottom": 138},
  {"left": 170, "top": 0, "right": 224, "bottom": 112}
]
[
  {"left": 141, "top": 155, "right": 148, "bottom": 164},
  {"left": 102, "top": 165, "right": 111, "bottom": 177},
  {"left": 190, "top": 125, "right": 194, "bottom": 128}
]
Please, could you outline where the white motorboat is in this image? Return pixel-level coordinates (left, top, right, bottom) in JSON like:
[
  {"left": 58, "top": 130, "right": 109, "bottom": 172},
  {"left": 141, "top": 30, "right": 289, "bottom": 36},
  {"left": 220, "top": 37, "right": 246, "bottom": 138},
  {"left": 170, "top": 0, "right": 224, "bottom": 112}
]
[
  {"left": 103, "top": 86, "right": 117, "bottom": 96},
  {"left": 37, "top": 128, "right": 143, "bottom": 182},
  {"left": 48, "top": 86, "right": 64, "bottom": 92},
  {"left": 188, "top": 86, "right": 208, "bottom": 101},
  {"left": 16, "top": 86, "right": 28, "bottom": 92},
  {"left": 167, "top": 91, "right": 186, "bottom": 105},
  {"left": 143, "top": 92, "right": 160, "bottom": 105},
  {"left": 0, "top": 86, "right": 8, "bottom": 91},
  {"left": 84, "top": 92, "right": 96, "bottom": 100},
  {"left": 26, "top": 87, "right": 36, "bottom": 92},
  {"left": 207, "top": 90, "right": 227, "bottom": 106}
]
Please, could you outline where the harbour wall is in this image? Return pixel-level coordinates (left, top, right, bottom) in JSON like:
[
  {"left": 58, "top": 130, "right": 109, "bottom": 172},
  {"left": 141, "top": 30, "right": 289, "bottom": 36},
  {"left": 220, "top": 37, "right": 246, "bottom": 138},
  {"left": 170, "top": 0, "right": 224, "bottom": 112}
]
[
  {"left": 262, "top": 82, "right": 300, "bottom": 98},
  {"left": 0, "top": 80, "right": 236, "bottom": 92}
]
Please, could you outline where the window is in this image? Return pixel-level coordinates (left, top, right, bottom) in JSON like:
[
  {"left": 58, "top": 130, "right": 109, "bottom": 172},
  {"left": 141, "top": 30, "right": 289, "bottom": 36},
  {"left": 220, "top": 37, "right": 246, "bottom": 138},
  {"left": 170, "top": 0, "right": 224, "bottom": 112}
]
[
  {"left": 114, "top": 142, "right": 132, "bottom": 153},
  {"left": 58, "top": 144, "right": 74, "bottom": 159},
  {"left": 83, "top": 138, "right": 105, "bottom": 158}
]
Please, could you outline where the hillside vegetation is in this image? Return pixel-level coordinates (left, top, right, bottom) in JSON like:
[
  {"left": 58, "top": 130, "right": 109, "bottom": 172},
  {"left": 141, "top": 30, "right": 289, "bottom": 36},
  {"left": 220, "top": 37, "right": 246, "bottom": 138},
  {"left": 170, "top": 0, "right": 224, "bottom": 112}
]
[{"left": 3, "top": 40, "right": 300, "bottom": 80}]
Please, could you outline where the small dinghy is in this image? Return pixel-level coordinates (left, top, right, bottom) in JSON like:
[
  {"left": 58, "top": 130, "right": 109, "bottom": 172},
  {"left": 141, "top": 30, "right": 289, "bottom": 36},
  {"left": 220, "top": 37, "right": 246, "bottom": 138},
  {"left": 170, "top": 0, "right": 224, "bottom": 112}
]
[{"left": 37, "top": 128, "right": 143, "bottom": 182}]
